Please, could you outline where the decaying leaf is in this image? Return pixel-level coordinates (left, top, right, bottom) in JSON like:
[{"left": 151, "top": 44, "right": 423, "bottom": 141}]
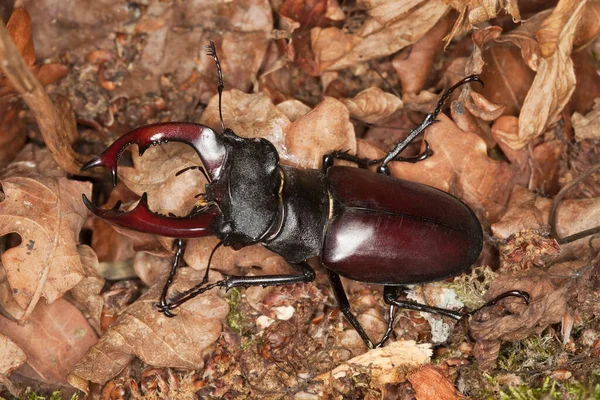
[
  {"left": 0, "top": 334, "right": 26, "bottom": 398},
  {"left": 340, "top": 87, "right": 403, "bottom": 124},
  {"left": 492, "top": 185, "right": 600, "bottom": 256},
  {"left": 71, "top": 245, "right": 105, "bottom": 333},
  {"left": 0, "top": 173, "right": 92, "bottom": 320},
  {"left": 202, "top": 90, "right": 355, "bottom": 168},
  {"left": 445, "top": 0, "right": 521, "bottom": 46},
  {"left": 572, "top": 98, "right": 600, "bottom": 141},
  {"left": 0, "top": 299, "right": 98, "bottom": 385},
  {"left": 408, "top": 364, "right": 464, "bottom": 400},
  {"left": 515, "top": 0, "right": 585, "bottom": 149},
  {"left": 315, "top": 340, "right": 432, "bottom": 390},
  {"left": 311, "top": 0, "right": 448, "bottom": 72},
  {"left": 68, "top": 268, "right": 228, "bottom": 392},
  {"left": 470, "top": 261, "right": 585, "bottom": 369}
]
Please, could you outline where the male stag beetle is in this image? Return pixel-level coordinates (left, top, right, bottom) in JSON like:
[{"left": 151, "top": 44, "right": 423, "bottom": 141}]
[{"left": 81, "top": 41, "right": 529, "bottom": 349}]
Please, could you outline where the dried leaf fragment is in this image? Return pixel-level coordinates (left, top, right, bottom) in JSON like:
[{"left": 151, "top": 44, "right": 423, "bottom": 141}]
[
  {"left": 315, "top": 340, "right": 432, "bottom": 390},
  {"left": 341, "top": 87, "right": 403, "bottom": 124},
  {"left": 0, "top": 299, "right": 98, "bottom": 385},
  {"left": 0, "top": 176, "right": 92, "bottom": 319},
  {"left": 311, "top": 0, "right": 448, "bottom": 72},
  {"left": 515, "top": 0, "right": 585, "bottom": 149},
  {"left": 68, "top": 268, "right": 229, "bottom": 391},
  {"left": 572, "top": 98, "right": 600, "bottom": 141},
  {"left": 408, "top": 364, "right": 464, "bottom": 400}
]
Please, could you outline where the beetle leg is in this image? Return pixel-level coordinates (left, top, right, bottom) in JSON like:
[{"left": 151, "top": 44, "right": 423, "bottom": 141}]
[
  {"left": 327, "top": 270, "right": 375, "bottom": 349},
  {"left": 157, "top": 239, "right": 186, "bottom": 317},
  {"left": 159, "top": 261, "right": 316, "bottom": 314},
  {"left": 378, "top": 75, "right": 483, "bottom": 173}
]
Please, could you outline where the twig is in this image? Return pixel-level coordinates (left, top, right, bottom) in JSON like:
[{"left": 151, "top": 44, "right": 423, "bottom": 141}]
[{"left": 0, "top": 20, "right": 88, "bottom": 174}]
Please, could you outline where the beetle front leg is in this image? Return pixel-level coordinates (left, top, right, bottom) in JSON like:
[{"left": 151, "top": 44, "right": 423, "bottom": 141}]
[
  {"left": 157, "top": 238, "right": 186, "bottom": 317},
  {"left": 159, "top": 261, "right": 316, "bottom": 314}
]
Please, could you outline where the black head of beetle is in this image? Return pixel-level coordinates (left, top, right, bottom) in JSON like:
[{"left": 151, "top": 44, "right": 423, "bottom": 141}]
[{"left": 204, "top": 128, "right": 282, "bottom": 248}]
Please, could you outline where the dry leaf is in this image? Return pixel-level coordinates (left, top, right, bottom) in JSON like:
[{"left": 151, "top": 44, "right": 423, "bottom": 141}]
[
  {"left": 0, "top": 334, "right": 26, "bottom": 397},
  {"left": 340, "top": 87, "right": 403, "bottom": 124},
  {"left": 71, "top": 245, "right": 105, "bottom": 333},
  {"left": 408, "top": 364, "right": 464, "bottom": 400},
  {"left": 470, "top": 262, "right": 584, "bottom": 368},
  {"left": 392, "top": 14, "right": 453, "bottom": 95},
  {"left": 311, "top": 0, "right": 448, "bottom": 72},
  {"left": 492, "top": 185, "right": 600, "bottom": 256},
  {"left": 68, "top": 268, "right": 229, "bottom": 391},
  {"left": 0, "top": 175, "right": 92, "bottom": 320},
  {"left": 572, "top": 98, "right": 600, "bottom": 141},
  {"left": 445, "top": 0, "right": 521, "bottom": 46},
  {"left": 516, "top": 0, "right": 585, "bottom": 149},
  {"left": 315, "top": 340, "right": 432, "bottom": 390},
  {"left": 202, "top": 90, "right": 355, "bottom": 168},
  {"left": 0, "top": 299, "right": 98, "bottom": 385}
]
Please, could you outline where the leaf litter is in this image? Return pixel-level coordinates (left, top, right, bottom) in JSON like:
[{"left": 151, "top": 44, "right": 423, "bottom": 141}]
[{"left": 1, "top": 0, "right": 600, "bottom": 398}]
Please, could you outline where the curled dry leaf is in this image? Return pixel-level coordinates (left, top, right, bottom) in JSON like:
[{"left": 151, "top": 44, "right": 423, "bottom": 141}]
[
  {"left": 492, "top": 185, "right": 600, "bottom": 256},
  {"left": 515, "top": 0, "right": 585, "bottom": 149},
  {"left": 0, "top": 334, "right": 26, "bottom": 397},
  {"left": 469, "top": 26, "right": 536, "bottom": 118},
  {"left": 445, "top": 0, "right": 521, "bottom": 46},
  {"left": 465, "top": 91, "right": 506, "bottom": 121},
  {"left": 0, "top": 299, "right": 98, "bottom": 385},
  {"left": 314, "top": 340, "right": 432, "bottom": 390},
  {"left": 572, "top": 98, "right": 600, "bottom": 141},
  {"left": 311, "top": 0, "right": 448, "bottom": 72},
  {"left": 68, "top": 268, "right": 228, "bottom": 392},
  {"left": 407, "top": 364, "right": 464, "bottom": 400},
  {"left": 0, "top": 175, "right": 92, "bottom": 320},
  {"left": 340, "top": 87, "right": 403, "bottom": 124},
  {"left": 392, "top": 13, "right": 453, "bottom": 95},
  {"left": 71, "top": 245, "right": 105, "bottom": 333},
  {"left": 470, "top": 261, "right": 585, "bottom": 369}
]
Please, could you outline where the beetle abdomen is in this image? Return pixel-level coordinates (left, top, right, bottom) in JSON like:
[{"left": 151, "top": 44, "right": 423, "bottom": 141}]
[{"left": 322, "top": 167, "right": 482, "bottom": 285}]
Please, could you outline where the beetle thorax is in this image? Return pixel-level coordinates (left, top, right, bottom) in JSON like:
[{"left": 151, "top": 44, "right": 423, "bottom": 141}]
[{"left": 205, "top": 131, "right": 282, "bottom": 247}]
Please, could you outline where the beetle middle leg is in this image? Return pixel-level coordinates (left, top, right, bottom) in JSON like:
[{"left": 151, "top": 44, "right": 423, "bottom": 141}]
[
  {"left": 374, "top": 285, "right": 530, "bottom": 347},
  {"left": 158, "top": 261, "right": 316, "bottom": 314}
]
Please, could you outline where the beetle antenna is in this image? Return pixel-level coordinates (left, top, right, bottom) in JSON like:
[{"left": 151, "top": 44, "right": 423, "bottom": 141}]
[{"left": 206, "top": 40, "right": 225, "bottom": 133}]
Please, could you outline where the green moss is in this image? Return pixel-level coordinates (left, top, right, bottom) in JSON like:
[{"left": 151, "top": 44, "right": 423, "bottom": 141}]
[
  {"left": 226, "top": 288, "right": 245, "bottom": 334},
  {"left": 449, "top": 265, "right": 497, "bottom": 309},
  {"left": 498, "top": 334, "right": 557, "bottom": 372}
]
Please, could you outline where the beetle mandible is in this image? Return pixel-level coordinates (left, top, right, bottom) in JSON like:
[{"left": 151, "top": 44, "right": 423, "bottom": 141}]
[{"left": 81, "top": 41, "right": 529, "bottom": 349}]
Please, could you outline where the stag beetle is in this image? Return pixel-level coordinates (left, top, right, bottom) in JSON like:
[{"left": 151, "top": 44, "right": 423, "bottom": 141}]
[{"left": 81, "top": 41, "right": 529, "bottom": 349}]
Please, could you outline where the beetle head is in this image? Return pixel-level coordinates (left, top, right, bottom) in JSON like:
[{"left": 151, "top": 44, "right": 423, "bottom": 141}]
[{"left": 206, "top": 129, "right": 282, "bottom": 247}]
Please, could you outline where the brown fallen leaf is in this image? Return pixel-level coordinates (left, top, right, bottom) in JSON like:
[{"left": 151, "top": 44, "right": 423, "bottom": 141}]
[
  {"left": 71, "top": 245, "right": 105, "bottom": 333},
  {"left": 68, "top": 268, "right": 229, "bottom": 392},
  {"left": 202, "top": 90, "right": 355, "bottom": 169},
  {"left": 0, "top": 171, "right": 92, "bottom": 320},
  {"left": 445, "top": 0, "right": 521, "bottom": 47},
  {"left": 516, "top": 0, "right": 585, "bottom": 149},
  {"left": 0, "top": 298, "right": 98, "bottom": 385},
  {"left": 492, "top": 185, "right": 600, "bottom": 257},
  {"left": 0, "top": 334, "right": 26, "bottom": 398},
  {"left": 340, "top": 87, "right": 403, "bottom": 124},
  {"left": 408, "top": 364, "right": 465, "bottom": 400},
  {"left": 311, "top": 0, "right": 448, "bottom": 72},
  {"left": 572, "top": 98, "right": 600, "bottom": 141},
  {"left": 314, "top": 340, "right": 432, "bottom": 391},
  {"left": 470, "top": 261, "right": 585, "bottom": 369},
  {"left": 392, "top": 13, "right": 454, "bottom": 95}
]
